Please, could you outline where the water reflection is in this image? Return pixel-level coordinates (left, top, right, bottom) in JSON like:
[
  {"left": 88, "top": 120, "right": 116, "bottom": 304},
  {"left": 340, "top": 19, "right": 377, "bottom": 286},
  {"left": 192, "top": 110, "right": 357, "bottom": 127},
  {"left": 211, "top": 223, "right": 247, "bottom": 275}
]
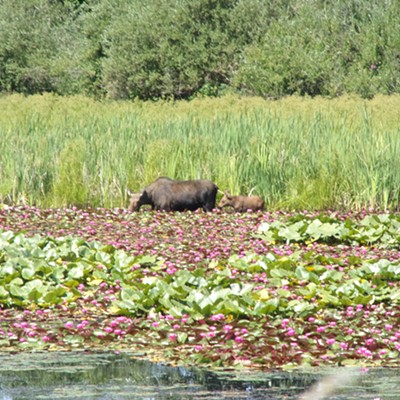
[{"left": 0, "top": 352, "right": 398, "bottom": 399}]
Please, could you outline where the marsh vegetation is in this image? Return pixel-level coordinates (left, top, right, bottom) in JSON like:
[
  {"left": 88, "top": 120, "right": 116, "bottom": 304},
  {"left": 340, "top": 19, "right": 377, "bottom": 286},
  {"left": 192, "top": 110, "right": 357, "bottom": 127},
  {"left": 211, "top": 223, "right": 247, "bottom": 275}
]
[{"left": 1, "top": 94, "right": 400, "bottom": 211}]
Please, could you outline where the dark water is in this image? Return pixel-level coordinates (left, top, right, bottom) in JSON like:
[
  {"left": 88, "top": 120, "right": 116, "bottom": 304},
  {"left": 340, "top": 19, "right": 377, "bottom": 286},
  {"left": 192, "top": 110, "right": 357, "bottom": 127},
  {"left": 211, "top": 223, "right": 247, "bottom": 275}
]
[{"left": 0, "top": 352, "right": 398, "bottom": 399}]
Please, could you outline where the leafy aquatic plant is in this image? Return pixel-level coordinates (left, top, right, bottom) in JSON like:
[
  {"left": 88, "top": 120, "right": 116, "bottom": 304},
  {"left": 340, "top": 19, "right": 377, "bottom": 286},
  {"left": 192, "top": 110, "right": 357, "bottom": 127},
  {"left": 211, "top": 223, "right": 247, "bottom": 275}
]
[{"left": 0, "top": 206, "right": 399, "bottom": 370}]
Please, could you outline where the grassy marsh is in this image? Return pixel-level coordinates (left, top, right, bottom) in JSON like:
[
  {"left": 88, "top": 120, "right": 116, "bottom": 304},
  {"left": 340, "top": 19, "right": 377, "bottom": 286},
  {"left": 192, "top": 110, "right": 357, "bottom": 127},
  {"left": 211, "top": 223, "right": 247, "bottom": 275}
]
[{"left": 2, "top": 93, "right": 400, "bottom": 210}]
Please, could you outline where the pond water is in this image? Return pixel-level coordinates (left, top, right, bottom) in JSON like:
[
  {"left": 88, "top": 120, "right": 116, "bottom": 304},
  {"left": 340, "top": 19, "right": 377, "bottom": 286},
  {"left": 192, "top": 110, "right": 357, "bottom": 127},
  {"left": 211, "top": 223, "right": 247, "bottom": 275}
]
[{"left": 0, "top": 352, "right": 399, "bottom": 400}]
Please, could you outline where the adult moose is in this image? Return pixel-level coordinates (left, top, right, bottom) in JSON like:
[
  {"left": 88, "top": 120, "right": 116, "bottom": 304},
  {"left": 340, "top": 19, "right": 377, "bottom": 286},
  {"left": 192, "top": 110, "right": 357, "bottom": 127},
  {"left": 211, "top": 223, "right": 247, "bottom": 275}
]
[
  {"left": 218, "top": 190, "right": 264, "bottom": 212},
  {"left": 128, "top": 177, "right": 218, "bottom": 212}
]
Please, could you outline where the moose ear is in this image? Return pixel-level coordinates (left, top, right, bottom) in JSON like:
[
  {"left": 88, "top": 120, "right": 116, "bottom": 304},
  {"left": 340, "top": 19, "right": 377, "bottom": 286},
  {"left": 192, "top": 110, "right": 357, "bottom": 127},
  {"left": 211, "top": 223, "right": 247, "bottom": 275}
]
[{"left": 224, "top": 190, "right": 232, "bottom": 199}]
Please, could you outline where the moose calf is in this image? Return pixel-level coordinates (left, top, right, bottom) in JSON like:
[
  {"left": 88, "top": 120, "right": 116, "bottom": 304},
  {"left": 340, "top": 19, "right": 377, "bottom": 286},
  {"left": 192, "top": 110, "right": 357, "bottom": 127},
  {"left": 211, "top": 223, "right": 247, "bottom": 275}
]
[{"left": 218, "top": 191, "right": 264, "bottom": 212}]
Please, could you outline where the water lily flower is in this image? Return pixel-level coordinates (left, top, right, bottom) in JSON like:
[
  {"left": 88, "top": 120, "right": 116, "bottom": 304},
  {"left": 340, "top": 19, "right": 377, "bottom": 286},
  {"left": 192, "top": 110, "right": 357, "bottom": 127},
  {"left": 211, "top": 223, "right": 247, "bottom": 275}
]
[
  {"left": 385, "top": 324, "right": 393, "bottom": 331},
  {"left": 168, "top": 333, "right": 177, "bottom": 342},
  {"left": 223, "top": 325, "right": 233, "bottom": 333}
]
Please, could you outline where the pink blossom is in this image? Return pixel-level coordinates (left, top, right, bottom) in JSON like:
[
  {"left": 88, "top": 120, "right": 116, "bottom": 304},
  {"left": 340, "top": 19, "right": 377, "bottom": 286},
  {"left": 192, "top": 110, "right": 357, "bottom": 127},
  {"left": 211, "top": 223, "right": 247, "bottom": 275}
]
[
  {"left": 385, "top": 324, "right": 393, "bottom": 331},
  {"left": 281, "top": 318, "right": 290, "bottom": 328},
  {"left": 287, "top": 328, "right": 296, "bottom": 336},
  {"left": 168, "top": 333, "right": 178, "bottom": 342},
  {"left": 210, "top": 314, "right": 225, "bottom": 321},
  {"left": 356, "top": 347, "right": 372, "bottom": 358},
  {"left": 223, "top": 325, "right": 233, "bottom": 333}
]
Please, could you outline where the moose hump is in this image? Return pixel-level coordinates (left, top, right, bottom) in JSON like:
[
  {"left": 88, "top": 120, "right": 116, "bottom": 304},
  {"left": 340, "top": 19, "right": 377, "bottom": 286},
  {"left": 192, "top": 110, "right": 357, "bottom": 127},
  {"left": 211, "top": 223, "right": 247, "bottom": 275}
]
[{"left": 128, "top": 177, "right": 218, "bottom": 212}]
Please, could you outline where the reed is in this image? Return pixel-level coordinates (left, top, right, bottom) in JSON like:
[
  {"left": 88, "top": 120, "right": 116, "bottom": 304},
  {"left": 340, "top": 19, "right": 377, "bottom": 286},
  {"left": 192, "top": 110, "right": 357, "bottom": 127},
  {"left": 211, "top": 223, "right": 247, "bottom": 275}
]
[{"left": 1, "top": 93, "right": 400, "bottom": 210}]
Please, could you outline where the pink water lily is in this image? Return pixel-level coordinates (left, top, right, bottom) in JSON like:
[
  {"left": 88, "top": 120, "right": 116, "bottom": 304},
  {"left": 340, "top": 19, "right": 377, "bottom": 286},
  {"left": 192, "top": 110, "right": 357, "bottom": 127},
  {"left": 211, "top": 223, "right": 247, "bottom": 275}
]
[{"left": 0, "top": 206, "right": 399, "bottom": 370}]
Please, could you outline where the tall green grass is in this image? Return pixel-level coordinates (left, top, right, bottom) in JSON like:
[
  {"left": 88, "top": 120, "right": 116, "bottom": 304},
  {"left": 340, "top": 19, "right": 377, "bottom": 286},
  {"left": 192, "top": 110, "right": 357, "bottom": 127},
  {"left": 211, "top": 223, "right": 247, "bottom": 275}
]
[{"left": 1, "top": 93, "right": 400, "bottom": 210}]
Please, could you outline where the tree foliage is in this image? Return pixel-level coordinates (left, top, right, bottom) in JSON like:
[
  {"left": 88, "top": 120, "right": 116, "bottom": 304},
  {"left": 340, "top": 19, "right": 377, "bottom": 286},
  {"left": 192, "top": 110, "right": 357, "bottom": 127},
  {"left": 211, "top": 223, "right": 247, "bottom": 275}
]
[{"left": 0, "top": 0, "right": 399, "bottom": 99}]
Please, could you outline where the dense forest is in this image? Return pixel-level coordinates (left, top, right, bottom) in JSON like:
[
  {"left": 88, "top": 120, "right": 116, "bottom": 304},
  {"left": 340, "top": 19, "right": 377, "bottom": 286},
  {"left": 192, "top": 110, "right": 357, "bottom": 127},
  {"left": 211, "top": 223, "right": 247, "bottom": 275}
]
[{"left": 1, "top": 0, "right": 399, "bottom": 100}]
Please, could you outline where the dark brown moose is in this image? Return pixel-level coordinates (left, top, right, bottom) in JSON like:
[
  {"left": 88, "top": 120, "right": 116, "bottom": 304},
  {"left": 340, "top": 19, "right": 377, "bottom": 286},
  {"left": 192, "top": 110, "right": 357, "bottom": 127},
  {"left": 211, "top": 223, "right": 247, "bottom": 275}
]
[
  {"left": 128, "top": 177, "right": 218, "bottom": 212},
  {"left": 218, "top": 190, "right": 264, "bottom": 212}
]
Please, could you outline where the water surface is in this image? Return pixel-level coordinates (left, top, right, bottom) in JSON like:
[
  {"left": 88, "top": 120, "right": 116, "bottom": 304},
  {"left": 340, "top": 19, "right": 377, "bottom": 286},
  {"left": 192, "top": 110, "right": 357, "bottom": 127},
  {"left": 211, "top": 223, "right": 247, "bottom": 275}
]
[{"left": 0, "top": 352, "right": 398, "bottom": 399}]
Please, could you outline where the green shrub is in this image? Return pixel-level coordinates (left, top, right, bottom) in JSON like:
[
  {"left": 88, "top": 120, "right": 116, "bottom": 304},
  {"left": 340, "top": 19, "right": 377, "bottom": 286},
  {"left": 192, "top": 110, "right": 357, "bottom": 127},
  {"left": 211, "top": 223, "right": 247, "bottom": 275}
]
[
  {"left": 0, "top": 0, "right": 88, "bottom": 95},
  {"left": 234, "top": 0, "right": 400, "bottom": 99},
  {"left": 100, "top": 0, "right": 238, "bottom": 99},
  {"left": 1, "top": 0, "right": 400, "bottom": 99}
]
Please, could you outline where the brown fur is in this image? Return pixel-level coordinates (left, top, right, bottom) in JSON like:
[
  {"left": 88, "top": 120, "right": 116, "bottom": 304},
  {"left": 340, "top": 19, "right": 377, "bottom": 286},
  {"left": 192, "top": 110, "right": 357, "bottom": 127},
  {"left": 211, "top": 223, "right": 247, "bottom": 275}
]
[
  {"left": 128, "top": 177, "right": 218, "bottom": 212},
  {"left": 218, "top": 191, "right": 264, "bottom": 212},
  {"left": 128, "top": 192, "right": 142, "bottom": 212}
]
